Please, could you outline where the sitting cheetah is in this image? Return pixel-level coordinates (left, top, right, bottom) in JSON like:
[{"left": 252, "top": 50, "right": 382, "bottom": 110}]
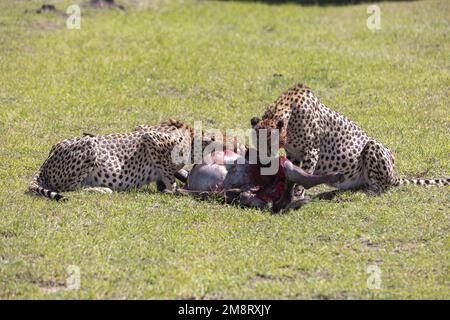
[
  {"left": 28, "top": 120, "right": 211, "bottom": 201},
  {"left": 251, "top": 84, "right": 449, "bottom": 194}
]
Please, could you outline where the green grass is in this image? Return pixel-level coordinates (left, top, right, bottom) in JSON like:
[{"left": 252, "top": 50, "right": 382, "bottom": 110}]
[{"left": 0, "top": 0, "right": 449, "bottom": 299}]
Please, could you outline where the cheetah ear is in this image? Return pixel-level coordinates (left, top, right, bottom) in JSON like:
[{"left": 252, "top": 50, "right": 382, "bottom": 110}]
[
  {"left": 250, "top": 117, "right": 260, "bottom": 127},
  {"left": 276, "top": 119, "right": 285, "bottom": 130}
]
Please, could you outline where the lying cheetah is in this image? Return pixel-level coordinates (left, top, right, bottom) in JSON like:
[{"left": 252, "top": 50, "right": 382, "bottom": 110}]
[
  {"left": 251, "top": 84, "right": 449, "bottom": 194},
  {"left": 28, "top": 120, "right": 210, "bottom": 201}
]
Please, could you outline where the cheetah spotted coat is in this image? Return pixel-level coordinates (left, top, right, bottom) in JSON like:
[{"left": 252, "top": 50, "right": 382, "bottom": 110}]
[
  {"left": 251, "top": 84, "right": 449, "bottom": 193},
  {"left": 28, "top": 120, "right": 202, "bottom": 201}
]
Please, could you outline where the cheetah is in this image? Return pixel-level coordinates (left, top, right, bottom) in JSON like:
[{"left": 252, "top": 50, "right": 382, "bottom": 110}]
[
  {"left": 251, "top": 84, "right": 449, "bottom": 195},
  {"left": 28, "top": 120, "right": 211, "bottom": 201}
]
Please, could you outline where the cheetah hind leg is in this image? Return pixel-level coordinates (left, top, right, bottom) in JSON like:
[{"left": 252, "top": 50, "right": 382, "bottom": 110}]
[
  {"left": 362, "top": 140, "right": 398, "bottom": 194},
  {"left": 28, "top": 138, "right": 98, "bottom": 201}
]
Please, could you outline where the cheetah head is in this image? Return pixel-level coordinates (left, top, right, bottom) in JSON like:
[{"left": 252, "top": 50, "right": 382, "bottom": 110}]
[{"left": 250, "top": 117, "right": 287, "bottom": 159}]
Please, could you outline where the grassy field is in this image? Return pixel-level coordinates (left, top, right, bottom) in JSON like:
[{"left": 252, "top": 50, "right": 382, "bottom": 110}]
[{"left": 0, "top": 0, "right": 449, "bottom": 299}]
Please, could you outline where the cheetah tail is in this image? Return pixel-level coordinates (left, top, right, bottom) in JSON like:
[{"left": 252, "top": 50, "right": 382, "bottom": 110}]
[
  {"left": 28, "top": 171, "right": 67, "bottom": 202},
  {"left": 396, "top": 177, "right": 450, "bottom": 187}
]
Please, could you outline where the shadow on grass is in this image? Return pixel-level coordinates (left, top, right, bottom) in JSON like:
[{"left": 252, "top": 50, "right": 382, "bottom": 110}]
[
  {"left": 312, "top": 189, "right": 345, "bottom": 201},
  {"left": 312, "top": 188, "right": 378, "bottom": 202},
  {"left": 216, "top": 0, "right": 416, "bottom": 6}
]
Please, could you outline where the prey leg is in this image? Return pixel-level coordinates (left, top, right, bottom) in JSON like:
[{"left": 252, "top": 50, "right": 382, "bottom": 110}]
[
  {"left": 284, "top": 197, "right": 311, "bottom": 211},
  {"left": 283, "top": 161, "right": 345, "bottom": 189},
  {"left": 272, "top": 180, "right": 311, "bottom": 214},
  {"left": 272, "top": 181, "right": 294, "bottom": 213},
  {"left": 175, "top": 169, "right": 189, "bottom": 183},
  {"left": 237, "top": 191, "right": 268, "bottom": 209},
  {"left": 175, "top": 188, "right": 212, "bottom": 200}
]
